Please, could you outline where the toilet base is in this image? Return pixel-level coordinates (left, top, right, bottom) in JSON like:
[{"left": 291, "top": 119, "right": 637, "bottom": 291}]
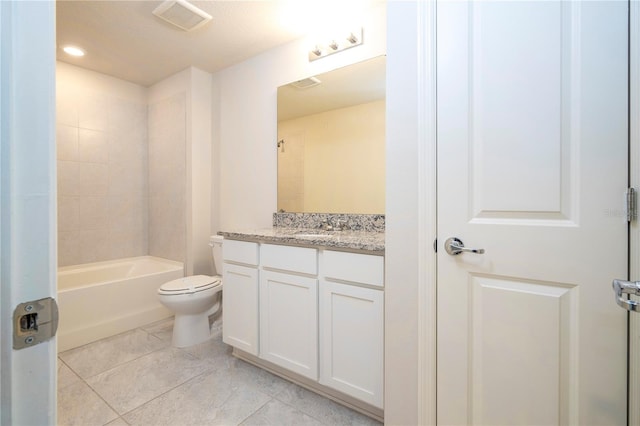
[{"left": 172, "top": 313, "right": 211, "bottom": 348}]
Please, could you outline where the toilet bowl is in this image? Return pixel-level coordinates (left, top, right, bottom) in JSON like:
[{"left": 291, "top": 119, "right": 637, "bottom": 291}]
[{"left": 157, "top": 235, "right": 224, "bottom": 347}]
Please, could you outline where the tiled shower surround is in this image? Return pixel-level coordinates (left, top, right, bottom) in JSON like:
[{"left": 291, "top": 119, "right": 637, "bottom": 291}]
[
  {"left": 57, "top": 68, "right": 148, "bottom": 266},
  {"left": 148, "top": 94, "right": 187, "bottom": 263},
  {"left": 56, "top": 63, "right": 186, "bottom": 266}
]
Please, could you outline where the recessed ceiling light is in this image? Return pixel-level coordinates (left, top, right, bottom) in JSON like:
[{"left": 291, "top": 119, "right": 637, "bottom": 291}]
[{"left": 62, "top": 46, "right": 85, "bottom": 57}]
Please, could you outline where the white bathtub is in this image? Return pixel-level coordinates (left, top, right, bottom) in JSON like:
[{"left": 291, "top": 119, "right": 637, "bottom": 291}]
[{"left": 57, "top": 256, "right": 183, "bottom": 352}]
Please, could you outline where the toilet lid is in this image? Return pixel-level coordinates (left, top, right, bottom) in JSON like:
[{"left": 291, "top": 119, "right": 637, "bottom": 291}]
[{"left": 160, "top": 275, "right": 221, "bottom": 293}]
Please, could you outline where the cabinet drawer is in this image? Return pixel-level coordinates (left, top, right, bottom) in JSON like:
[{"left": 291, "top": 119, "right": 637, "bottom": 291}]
[
  {"left": 261, "top": 244, "right": 317, "bottom": 275},
  {"left": 223, "top": 240, "right": 259, "bottom": 266},
  {"left": 322, "top": 250, "right": 384, "bottom": 287}
]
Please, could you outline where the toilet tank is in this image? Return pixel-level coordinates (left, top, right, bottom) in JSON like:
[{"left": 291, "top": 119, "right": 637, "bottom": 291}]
[{"left": 209, "top": 235, "right": 224, "bottom": 275}]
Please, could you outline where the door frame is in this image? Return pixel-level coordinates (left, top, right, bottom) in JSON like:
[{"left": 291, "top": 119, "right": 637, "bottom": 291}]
[
  {"left": 0, "top": 1, "right": 58, "bottom": 424},
  {"left": 385, "top": 1, "right": 638, "bottom": 425},
  {"left": 385, "top": 1, "right": 437, "bottom": 424}
]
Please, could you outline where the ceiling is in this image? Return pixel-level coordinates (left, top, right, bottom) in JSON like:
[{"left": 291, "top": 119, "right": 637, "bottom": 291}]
[{"left": 56, "top": 0, "right": 378, "bottom": 87}]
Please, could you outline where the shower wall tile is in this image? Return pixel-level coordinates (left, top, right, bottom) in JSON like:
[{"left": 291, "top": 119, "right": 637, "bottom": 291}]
[
  {"left": 56, "top": 90, "right": 78, "bottom": 128},
  {"left": 148, "top": 93, "right": 186, "bottom": 263},
  {"left": 108, "top": 131, "right": 147, "bottom": 166},
  {"left": 78, "top": 128, "right": 108, "bottom": 163},
  {"left": 58, "top": 231, "right": 82, "bottom": 267},
  {"left": 57, "top": 125, "right": 79, "bottom": 161},
  {"left": 77, "top": 163, "right": 109, "bottom": 196},
  {"left": 107, "top": 196, "right": 146, "bottom": 232},
  {"left": 108, "top": 161, "right": 147, "bottom": 197},
  {"left": 109, "top": 228, "right": 148, "bottom": 259},
  {"left": 78, "top": 197, "right": 109, "bottom": 231},
  {"left": 149, "top": 225, "right": 185, "bottom": 263},
  {"left": 57, "top": 64, "right": 149, "bottom": 266},
  {"left": 57, "top": 161, "right": 80, "bottom": 197},
  {"left": 79, "top": 229, "right": 111, "bottom": 264},
  {"left": 58, "top": 197, "right": 80, "bottom": 233},
  {"left": 79, "top": 93, "right": 108, "bottom": 132}
]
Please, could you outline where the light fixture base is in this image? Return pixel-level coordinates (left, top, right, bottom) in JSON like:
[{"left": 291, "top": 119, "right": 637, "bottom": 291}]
[{"left": 308, "top": 28, "right": 363, "bottom": 62}]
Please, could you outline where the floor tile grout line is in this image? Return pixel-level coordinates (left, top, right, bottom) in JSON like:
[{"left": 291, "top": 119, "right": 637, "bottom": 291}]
[
  {"left": 60, "top": 326, "right": 206, "bottom": 421},
  {"left": 60, "top": 330, "right": 173, "bottom": 381},
  {"left": 59, "top": 317, "right": 376, "bottom": 426},
  {"left": 59, "top": 325, "right": 163, "bottom": 357},
  {"left": 57, "top": 356, "right": 83, "bottom": 391},
  {"left": 115, "top": 367, "right": 219, "bottom": 422},
  {"left": 274, "top": 395, "right": 332, "bottom": 425},
  {"left": 73, "top": 361, "right": 122, "bottom": 425},
  {"left": 236, "top": 396, "right": 275, "bottom": 426}
]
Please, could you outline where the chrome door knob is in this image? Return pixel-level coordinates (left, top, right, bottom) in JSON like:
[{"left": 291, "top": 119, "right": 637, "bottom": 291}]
[{"left": 444, "top": 237, "right": 485, "bottom": 256}]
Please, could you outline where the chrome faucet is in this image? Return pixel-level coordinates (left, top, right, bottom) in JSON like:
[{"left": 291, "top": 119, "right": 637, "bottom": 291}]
[
  {"left": 320, "top": 219, "right": 333, "bottom": 231},
  {"left": 319, "top": 219, "right": 349, "bottom": 231},
  {"left": 334, "top": 220, "right": 349, "bottom": 231}
]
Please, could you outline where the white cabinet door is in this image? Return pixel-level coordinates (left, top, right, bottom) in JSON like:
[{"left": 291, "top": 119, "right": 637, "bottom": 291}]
[
  {"left": 222, "top": 263, "right": 259, "bottom": 355},
  {"left": 437, "top": 1, "right": 628, "bottom": 424},
  {"left": 319, "top": 281, "right": 384, "bottom": 408},
  {"left": 260, "top": 270, "right": 318, "bottom": 380}
]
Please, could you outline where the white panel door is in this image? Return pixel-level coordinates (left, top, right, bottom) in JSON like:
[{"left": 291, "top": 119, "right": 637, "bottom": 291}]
[
  {"left": 259, "top": 270, "right": 318, "bottom": 380},
  {"left": 437, "top": 1, "right": 628, "bottom": 425}
]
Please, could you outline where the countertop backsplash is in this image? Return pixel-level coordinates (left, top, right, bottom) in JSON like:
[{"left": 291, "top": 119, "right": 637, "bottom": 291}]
[{"left": 273, "top": 212, "right": 385, "bottom": 233}]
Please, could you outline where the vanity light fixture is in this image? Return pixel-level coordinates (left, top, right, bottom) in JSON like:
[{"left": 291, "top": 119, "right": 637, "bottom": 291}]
[
  {"left": 62, "top": 45, "right": 85, "bottom": 57},
  {"left": 308, "top": 27, "right": 363, "bottom": 61}
]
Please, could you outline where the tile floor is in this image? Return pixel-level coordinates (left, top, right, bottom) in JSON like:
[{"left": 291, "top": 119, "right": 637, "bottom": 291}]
[{"left": 57, "top": 317, "right": 382, "bottom": 426}]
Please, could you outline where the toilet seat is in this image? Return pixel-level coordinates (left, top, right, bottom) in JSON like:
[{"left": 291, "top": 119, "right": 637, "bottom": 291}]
[{"left": 158, "top": 275, "right": 222, "bottom": 295}]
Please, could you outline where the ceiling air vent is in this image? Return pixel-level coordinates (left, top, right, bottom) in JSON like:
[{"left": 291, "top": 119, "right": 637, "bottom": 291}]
[
  {"left": 289, "top": 77, "right": 321, "bottom": 90},
  {"left": 152, "top": 0, "right": 212, "bottom": 32}
]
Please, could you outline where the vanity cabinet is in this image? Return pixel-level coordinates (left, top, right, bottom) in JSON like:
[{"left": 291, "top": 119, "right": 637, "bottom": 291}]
[
  {"left": 222, "top": 237, "right": 384, "bottom": 414},
  {"left": 319, "top": 250, "right": 384, "bottom": 409},
  {"left": 222, "top": 240, "right": 259, "bottom": 355},
  {"left": 259, "top": 244, "right": 318, "bottom": 380}
]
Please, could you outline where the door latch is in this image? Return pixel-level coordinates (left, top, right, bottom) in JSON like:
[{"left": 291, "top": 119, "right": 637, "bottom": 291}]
[{"left": 13, "top": 297, "right": 59, "bottom": 349}]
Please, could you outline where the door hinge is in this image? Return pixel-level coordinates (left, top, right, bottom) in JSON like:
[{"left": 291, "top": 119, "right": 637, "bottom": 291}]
[{"left": 627, "top": 187, "right": 637, "bottom": 222}]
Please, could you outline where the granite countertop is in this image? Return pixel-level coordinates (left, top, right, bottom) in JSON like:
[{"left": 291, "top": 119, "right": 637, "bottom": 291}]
[{"left": 218, "top": 227, "right": 385, "bottom": 255}]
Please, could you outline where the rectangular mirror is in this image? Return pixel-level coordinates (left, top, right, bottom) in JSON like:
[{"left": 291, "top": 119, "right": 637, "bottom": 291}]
[{"left": 277, "top": 56, "right": 386, "bottom": 214}]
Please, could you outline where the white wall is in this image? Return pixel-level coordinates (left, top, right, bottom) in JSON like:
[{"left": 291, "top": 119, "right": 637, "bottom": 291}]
[
  {"left": 56, "top": 62, "right": 148, "bottom": 266},
  {"left": 214, "top": 2, "right": 386, "bottom": 231}
]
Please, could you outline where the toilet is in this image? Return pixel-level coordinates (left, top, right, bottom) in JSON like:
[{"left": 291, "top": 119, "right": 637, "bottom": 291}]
[{"left": 157, "top": 235, "right": 224, "bottom": 348}]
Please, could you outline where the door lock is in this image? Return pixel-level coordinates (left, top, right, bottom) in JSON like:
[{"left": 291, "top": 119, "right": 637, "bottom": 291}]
[{"left": 13, "top": 297, "right": 59, "bottom": 349}]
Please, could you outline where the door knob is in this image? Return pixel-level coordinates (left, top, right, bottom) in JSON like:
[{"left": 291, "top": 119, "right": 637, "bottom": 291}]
[
  {"left": 611, "top": 279, "right": 640, "bottom": 312},
  {"left": 444, "top": 237, "right": 485, "bottom": 255}
]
